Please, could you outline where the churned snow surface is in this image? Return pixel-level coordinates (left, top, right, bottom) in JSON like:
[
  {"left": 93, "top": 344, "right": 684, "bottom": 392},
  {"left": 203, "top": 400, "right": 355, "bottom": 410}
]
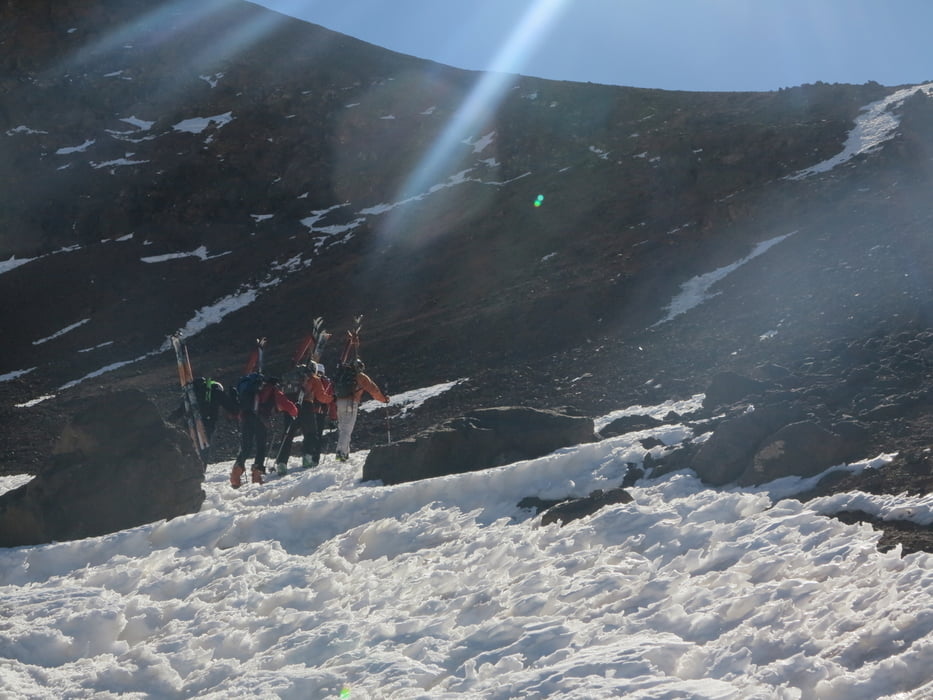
[{"left": 1, "top": 390, "right": 931, "bottom": 699}]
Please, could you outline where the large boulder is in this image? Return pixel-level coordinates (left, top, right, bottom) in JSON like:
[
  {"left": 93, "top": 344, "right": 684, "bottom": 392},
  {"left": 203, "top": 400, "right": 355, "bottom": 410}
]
[
  {"left": 702, "top": 371, "right": 772, "bottom": 411},
  {"left": 0, "top": 389, "right": 205, "bottom": 547},
  {"left": 689, "top": 403, "right": 804, "bottom": 485},
  {"left": 363, "top": 406, "right": 597, "bottom": 485},
  {"left": 738, "top": 421, "right": 854, "bottom": 486}
]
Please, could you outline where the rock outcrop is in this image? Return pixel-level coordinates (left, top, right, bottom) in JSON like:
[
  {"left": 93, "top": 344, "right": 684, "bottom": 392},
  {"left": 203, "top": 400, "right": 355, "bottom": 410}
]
[
  {"left": 519, "top": 488, "right": 634, "bottom": 527},
  {"left": 647, "top": 329, "right": 933, "bottom": 488},
  {"left": 0, "top": 389, "right": 204, "bottom": 547},
  {"left": 362, "top": 406, "right": 597, "bottom": 485}
]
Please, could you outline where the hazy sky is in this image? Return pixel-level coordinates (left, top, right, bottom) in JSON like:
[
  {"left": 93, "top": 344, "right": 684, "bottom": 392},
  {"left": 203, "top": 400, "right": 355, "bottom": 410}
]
[{"left": 248, "top": 0, "right": 933, "bottom": 92}]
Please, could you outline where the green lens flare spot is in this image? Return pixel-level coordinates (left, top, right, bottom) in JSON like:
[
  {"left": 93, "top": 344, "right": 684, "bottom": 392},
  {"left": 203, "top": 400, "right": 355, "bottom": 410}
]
[{"left": 534, "top": 194, "right": 545, "bottom": 207}]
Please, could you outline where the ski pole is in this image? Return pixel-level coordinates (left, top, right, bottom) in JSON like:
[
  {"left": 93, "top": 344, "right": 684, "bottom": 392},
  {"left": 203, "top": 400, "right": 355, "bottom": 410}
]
[{"left": 384, "top": 383, "right": 391, "bottom": 445}]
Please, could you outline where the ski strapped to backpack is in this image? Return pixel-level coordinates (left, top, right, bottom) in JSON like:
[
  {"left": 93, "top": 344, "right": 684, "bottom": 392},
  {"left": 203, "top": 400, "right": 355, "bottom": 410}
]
[
  {"left": 170, "top": 333, "right": 210, "bottom": 463},
  {"left": 277, "top": 317, "right": 331, "bottom": 401},
  {"left": 334, "top": 315, "right": 363, "bottom": 398},
  {"left": 293, "top": 316, "right": 331, "bottom": 367},
  {"left": 274, "top": 318, "right": 331, "bottom": 467},
  {"left": 233, "top": 337, "right": 270, "bottom": 413},
  {"left": 243, "top": 337, "right": 267, "bottom": 375},
  {"left": 339, "top": 315, "right": 363, "bottom": 366}
]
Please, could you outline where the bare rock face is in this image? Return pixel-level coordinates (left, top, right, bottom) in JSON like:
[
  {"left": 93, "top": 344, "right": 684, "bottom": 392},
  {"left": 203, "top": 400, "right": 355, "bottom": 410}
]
[
  {"left": 689, "top": 404, "right": 805, "bottom": 486},
  {"left": 0, "top": 389, "right": 204, "bottom": 547},
  {"left": 538, "top": 488, "right": 634, "bottom": 526},
  {"left": 363, "top": 406, "right": 597, "bottom": 485},
  {"left": 738, "top": 421, "right": 851, "bottom": 486},
  {"left": 701, "top": 371, "right": 771, "bottom": 411}
]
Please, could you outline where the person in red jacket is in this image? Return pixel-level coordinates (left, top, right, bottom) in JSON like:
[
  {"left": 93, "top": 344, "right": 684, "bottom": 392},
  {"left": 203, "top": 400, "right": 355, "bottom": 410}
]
[
  {"left": 274, "top": 362, "right": 336, "bottom": 474},
  {"left": 334, "top": 359, "right": 389, "bottom": 461},
  {"left": 230, "top": 377, "right": 298, "bottom": 488}
]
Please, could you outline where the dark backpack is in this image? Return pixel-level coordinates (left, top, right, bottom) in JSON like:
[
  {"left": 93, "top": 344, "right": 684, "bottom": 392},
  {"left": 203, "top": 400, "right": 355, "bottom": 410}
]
[
  {"left": 192, "top": 377, "right": 208, "bottom": 406},
  {"left": 192, "top": 377, "right": 222, "bottom": 406},
  {"left": 235, "top": 372, "right": 264, "bottom": 411},
  {"left": 333, "top": 364, "right": 357, "bottom": 398}
]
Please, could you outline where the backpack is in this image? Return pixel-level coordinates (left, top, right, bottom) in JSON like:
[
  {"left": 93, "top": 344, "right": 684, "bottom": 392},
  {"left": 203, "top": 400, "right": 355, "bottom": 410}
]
[
  {"left": 193, "top": 377, "right": 222, "bottom": 407},
  {"left": 333, "top": 364, "right": 357, "bottom": 398},
  {"left": 192, "top": 377, "right": 208, "bottom": 406},
  {"left": 234, "top": 372, "right": 264, "bottom": 411},
  {"left": 310, "top": 376, "right": 337, "bottom": 416}
]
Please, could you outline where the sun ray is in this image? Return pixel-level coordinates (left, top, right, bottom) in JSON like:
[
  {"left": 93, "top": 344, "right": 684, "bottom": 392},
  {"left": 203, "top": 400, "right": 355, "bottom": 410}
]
[
  {"left": 377, "top": 0, "right": 571, "bottom": 245},
  {"left": 58, "top": 0, "right": 233, "bottom": 71}
]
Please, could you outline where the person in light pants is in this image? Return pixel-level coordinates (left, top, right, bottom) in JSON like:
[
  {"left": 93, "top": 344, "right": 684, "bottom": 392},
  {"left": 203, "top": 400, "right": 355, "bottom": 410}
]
[{"left": 334, "top": 359, "right": 389, "bottom": 461}]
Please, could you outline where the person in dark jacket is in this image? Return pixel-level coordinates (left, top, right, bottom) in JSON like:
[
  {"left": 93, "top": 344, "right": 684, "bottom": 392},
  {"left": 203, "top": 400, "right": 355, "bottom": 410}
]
[
  {"left": 274, "top": 363, "right": 336, "bottom": 474},
  {"left": 230, "top": 377, "right": 298, "bottom": 488},
  {"left": 169, "top": 377, "right": 237, "bottom": 460}
]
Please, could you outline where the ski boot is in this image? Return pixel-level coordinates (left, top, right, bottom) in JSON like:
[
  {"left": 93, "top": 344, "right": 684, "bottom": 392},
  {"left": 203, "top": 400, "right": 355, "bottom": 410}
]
[
  {"left": 276, "top": 462, "right": 288, "bottom": 476},
  {"left": 230, "top": 463, "right": 246, "bottom": 489}
]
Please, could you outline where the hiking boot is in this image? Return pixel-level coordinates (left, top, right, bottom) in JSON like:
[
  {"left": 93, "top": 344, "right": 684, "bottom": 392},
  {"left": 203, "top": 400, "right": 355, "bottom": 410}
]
[
  {"left": 276, "top": 462, "right": 287, "bottom": 476},
  {"left": 335, "top": 451, "right": 349, "bottom": 462},
  {"left": 230, "top": 463, "right": 246, "bottom": 489},
  {"left": 251, "top": 468, "right": 264, "bottom": 485},
  {"left": 301, "top": 454, "right": 314, "bottom": 469}
]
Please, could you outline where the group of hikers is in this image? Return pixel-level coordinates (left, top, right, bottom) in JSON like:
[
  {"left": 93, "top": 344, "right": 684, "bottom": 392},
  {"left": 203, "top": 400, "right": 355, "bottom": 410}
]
[{"left": 175, "top": 334, "right": 389, "bottom": 490}]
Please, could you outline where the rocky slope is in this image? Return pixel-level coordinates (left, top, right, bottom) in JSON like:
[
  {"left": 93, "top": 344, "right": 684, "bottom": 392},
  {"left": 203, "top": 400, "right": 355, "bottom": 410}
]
[{"left": 1, "top": 0, "right": 933, "bottom": 549}]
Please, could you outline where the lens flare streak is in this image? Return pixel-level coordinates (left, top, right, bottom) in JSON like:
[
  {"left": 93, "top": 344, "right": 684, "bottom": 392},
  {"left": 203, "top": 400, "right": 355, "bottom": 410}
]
[{"left": 380, "top": 0, "right": 570, "bottom": 243}]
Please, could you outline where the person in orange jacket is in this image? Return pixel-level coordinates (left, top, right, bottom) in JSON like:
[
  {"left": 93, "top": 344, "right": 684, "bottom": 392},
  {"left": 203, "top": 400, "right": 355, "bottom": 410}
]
[
  {"left": 274, "top": 362, "right": 336, "bottom": 474},
  {"left": 230, "top": 377, "right": 298, "bottom": 488},
  {"left": 334, "top": 358, "right": 389, "bottom": 461}
]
